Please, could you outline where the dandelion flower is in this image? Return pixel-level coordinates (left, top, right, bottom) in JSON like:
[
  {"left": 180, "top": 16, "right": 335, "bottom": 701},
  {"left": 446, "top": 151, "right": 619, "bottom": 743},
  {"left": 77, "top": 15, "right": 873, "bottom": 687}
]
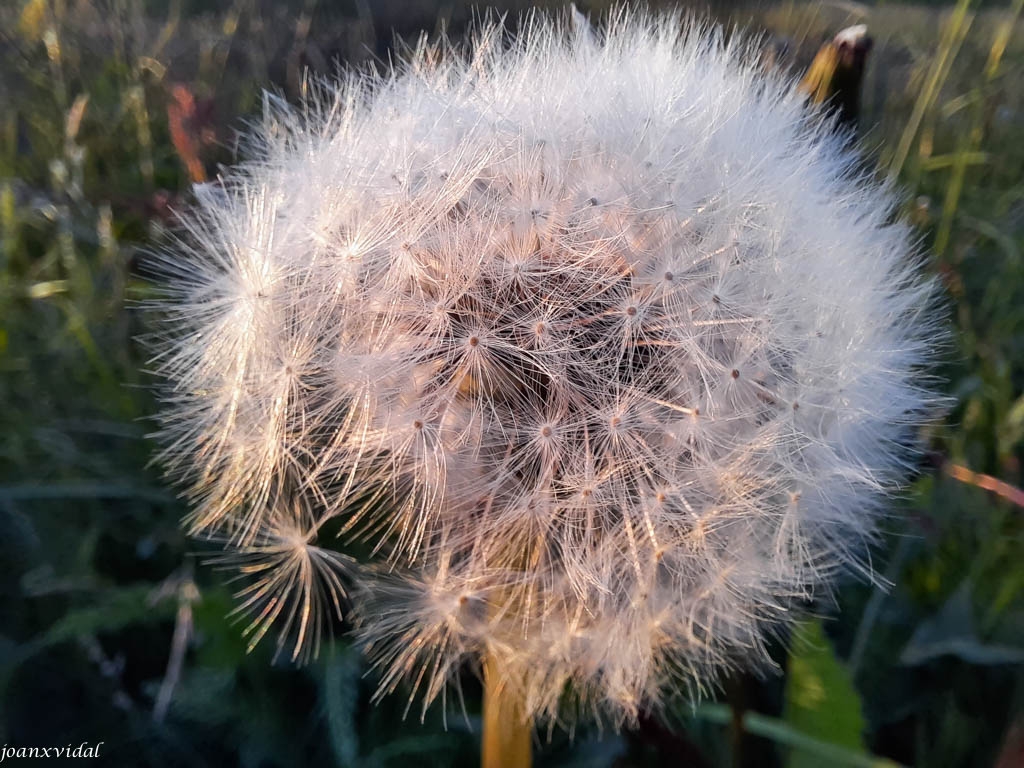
[{"left": 151, "top": 8, "right": 941, "bottom": 736}]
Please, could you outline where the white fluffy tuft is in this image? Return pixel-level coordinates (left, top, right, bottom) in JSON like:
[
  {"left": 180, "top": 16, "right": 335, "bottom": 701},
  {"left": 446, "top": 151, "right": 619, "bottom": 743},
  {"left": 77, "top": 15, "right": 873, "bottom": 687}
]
[{"left": 150, "top": 10, "right": 942, "bottom": 727}]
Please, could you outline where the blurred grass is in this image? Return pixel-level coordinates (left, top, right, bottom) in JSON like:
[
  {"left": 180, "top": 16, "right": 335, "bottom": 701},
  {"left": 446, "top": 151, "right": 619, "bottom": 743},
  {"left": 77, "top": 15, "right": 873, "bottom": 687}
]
[{"left": 0, "top": 1, "right": 1022, "bottom": 766}]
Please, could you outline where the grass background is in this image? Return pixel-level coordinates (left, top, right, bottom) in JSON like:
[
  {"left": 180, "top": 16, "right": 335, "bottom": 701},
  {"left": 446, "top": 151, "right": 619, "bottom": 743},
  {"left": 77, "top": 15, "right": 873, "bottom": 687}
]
[{"left": 0, "top": 0, "right": 1022, "bottom": 766}]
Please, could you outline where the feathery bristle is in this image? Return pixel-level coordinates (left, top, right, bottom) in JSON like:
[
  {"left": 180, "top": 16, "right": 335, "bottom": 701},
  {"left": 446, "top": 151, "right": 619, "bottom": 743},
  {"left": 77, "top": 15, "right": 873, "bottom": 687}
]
[{"left": 149, "top": 8, "right": 943, "bottom": 726}]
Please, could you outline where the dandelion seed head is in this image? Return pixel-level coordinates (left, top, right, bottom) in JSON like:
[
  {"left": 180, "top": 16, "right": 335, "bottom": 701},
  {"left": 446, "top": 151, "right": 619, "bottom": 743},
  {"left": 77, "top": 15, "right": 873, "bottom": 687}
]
[{"left": 151, "top": 9, "right": 942, "bottom": 726}]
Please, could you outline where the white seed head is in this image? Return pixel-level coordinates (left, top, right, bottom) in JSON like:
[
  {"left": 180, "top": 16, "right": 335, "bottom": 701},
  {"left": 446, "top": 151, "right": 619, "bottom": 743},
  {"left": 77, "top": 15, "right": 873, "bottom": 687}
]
[{"left": 150, "top": 10, "right": 942, "bottom": 726}]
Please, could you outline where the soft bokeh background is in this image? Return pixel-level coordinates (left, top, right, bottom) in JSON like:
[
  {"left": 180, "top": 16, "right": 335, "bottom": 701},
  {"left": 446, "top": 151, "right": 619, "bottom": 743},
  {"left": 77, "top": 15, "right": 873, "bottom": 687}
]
[{"left": 1, "top": 1, "right": 1022, "bottom": 766}]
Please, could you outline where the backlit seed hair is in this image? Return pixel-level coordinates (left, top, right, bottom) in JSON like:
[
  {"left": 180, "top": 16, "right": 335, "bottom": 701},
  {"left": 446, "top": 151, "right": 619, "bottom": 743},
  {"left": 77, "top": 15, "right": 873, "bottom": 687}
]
[{"left": 150, "top": 9, "right": 942, "bottom": 726}]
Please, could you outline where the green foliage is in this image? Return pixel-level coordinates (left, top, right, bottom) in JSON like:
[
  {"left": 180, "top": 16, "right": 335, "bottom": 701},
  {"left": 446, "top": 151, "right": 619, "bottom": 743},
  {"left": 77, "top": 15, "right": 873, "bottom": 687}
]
[
  {"left": 785, "top": 621, "right": 869, "bottom": 767},
  {"left": 322, "top": 649, "right": 361, "bottom": 767},
  {"left": 695, "top": 704, "right": 901, "bottom": 768},
  {"left": 0, "top": 0, "right": 1022, "bottom": 766},
  {"left": 35, "top": 584, "right": 177, "bottom": 650}
]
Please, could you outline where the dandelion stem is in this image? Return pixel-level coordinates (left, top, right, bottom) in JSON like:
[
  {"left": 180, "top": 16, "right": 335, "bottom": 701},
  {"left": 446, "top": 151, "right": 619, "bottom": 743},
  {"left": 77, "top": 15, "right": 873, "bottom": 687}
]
[{"left": 482, "top": 653, "right": 532, "bottom": 768}]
